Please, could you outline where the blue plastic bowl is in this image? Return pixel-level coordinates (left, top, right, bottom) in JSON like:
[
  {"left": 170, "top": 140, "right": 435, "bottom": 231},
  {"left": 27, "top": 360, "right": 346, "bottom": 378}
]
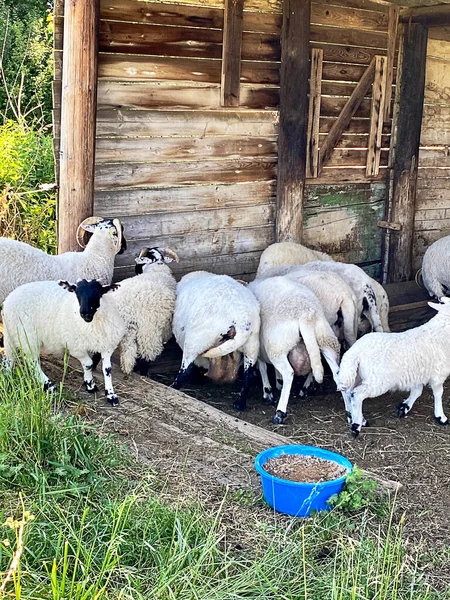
[{"left": 254, "top": 445, "right": 352, "bottom": 517}]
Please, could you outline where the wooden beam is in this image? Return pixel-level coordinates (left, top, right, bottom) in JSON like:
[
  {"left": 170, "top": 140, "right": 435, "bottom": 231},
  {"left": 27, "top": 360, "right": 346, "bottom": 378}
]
[
  {"left": 400, "top": 6, "right": 450, "bottom": 27},
  {"left": 387, "top": 23, "right": 428, "bottom": 283},
  {"left": 318, "top": 57, "right": 376, "bottom": 174},
  {"left": 367, "top": 55, "right": 387, "bottom": 177},
  {"left": 276, "top": 0, "right": 310, "bottom": 242},
  {"left": 58, "top": 0, "right": 99, "bottom": 254},
  {"left": 220, "top": 0, "right": 244, "bottom": 107},
  {"left": 384, "top": 5, "right": 399, "bottom": 122},
  {"left": 306, "top": 48, "right": 323, "bottom": 179}
]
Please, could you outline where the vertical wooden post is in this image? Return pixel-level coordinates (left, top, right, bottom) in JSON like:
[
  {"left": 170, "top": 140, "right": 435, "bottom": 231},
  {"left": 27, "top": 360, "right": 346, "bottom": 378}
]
[
  {"left": 58, "top": 0, "right": 99, "bottom": 254},
  {"left": 384, "top": 5, "right": 399, "bottom": 122},
  {"left": 221, "top": 0, "right": 244, "bottom": 107},
  {"left": 387, "top": 23, "right": 428, "bottom": 283},
  {"left": 276, "top": 0, "right": 310, "bottom": 242},
  {"left": 366, "top": 55, "right": 387, "bottom": 177},
  {"left": 306, "top": 48, "right": 323, "bottom": 179}
]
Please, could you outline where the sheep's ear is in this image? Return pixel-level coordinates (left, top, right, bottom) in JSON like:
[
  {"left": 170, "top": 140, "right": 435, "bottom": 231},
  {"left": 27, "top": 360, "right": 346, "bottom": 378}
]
[
  {"left": 58, "top": 280, "right": 77, "bottom": 293},
  {"left": 102, "top": 283, "right": 120, "bottom": 294}
]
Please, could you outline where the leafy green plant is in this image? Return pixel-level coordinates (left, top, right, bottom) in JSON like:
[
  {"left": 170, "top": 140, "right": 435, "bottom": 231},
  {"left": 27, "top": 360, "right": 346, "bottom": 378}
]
[{"left": 327, "top": 466, "right": 379, "bottom": 513}]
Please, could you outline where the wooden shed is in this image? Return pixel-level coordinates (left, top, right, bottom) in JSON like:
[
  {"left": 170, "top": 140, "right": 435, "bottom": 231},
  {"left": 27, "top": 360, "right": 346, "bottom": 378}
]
[{"left": 52, "top": 0, "right": 450, "bottom": 285}]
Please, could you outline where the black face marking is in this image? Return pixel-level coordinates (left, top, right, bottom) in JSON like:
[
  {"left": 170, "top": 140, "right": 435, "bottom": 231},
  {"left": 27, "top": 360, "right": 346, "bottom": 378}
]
[
  {"left": 105, "top": 366, "right": 112, "bottom": 376},
  {"left": 119, "top": 224, "right": 127, "bottom": 254},
  {"left": 59, "top": 279, "right": 116, "bottom": 323},
  {"left": 134, "top": 248, "right": 165, "bottom": 274}
]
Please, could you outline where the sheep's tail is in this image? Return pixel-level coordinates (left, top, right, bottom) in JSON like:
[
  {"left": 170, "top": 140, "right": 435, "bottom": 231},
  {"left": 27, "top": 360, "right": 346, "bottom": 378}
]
[
  {"left": 201, "top": 326, "right": 248, "bottom": 359},
  {"left": 299, "top": 321, "right": 324, "bottom": 384},
  {"left": 336, "top": 353, "right": 360, "bottom": 392},
  {"left": 340, "top": 295, "right": 358, "bottom": 347},
  {"left": 415, "top": 268, "right": 424, "bottom": 290},
  {"left": 363, "top": 284, "right": 383, "bottom": 333}
]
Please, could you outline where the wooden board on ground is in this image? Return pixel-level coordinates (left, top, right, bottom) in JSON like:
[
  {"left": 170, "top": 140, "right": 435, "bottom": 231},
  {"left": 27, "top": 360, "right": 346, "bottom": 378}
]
[{"left": 43, "top": 356, "right": 402, "bottom": 494}]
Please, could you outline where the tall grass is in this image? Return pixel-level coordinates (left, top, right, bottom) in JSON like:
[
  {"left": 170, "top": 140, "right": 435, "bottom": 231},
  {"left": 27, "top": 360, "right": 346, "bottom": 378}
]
[{"left": 0, "top": 364, "right": 445, "bottom": 599}]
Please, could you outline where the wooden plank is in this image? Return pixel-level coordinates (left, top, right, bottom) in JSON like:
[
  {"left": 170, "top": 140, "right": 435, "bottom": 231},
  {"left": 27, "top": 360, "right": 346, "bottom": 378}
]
[
  {"left": 100, "top": 0, "right": 224, "bottom": 29},
  {"left": 306, "top": 48, "right": 322, "bottom": 178},
  {"left": 329, "top": 148, "right": 388, "bottom": 167},
  {"left": 95, "top": 158, "right": 277, "bottom": 189},
  {"left": 312, "top": 3, "right": 388, "bottom": 32},
  {"left": 417, "top": 168, "right": 450, "bottom": 179},
  {"left": 114, "top": 225, "right": 274, "bottom": 268},
  {"left": 93, "top": 81, "right": 279, "bottom": 110},
  {"left": 315, "top": 43, "right": 387, "bottom": 66},
  {"left": 276, "top": 0, "right": 310, "bottom": 243},
  {"left": 384, "top": 5, "right": 399, "bottom": 121},
  {"left": 116, "top": 204, "right": 274, "bottom": 239},
  {"left": 54, "top": 0, "right": 64, "bottom": 17},
  {"left": 429, "top": 27, "right": 450, "bottom": 43},
  {"left": 95, "top": 135, "right": 277, "bottom": 163},
  {"left": 424, "top": 57, "right": 450, "bottom": 105},
  {"left": 307, "top": 167, "right": 387, "bottom": 184},
  {"left": 319, "top": 57, "right": 376, "bottom": 173},
  {"left": 95, "top": 109, "right": 278, "bottom": 137},
  {"left": 221, "top": 0, "right": 244, "bottom": 106},
  {"left": 319, "top": 132, "right": 390, "bottom": 148},
  {"left": 58, "top": 0, "right": 99, "bottom": 254},
  {"left": 387, "top": 23, "right": 428, "bottom": 283},
  {"left": 400, "top": 6, "right": 450, "bottom": 27},
  {"left": 94, "top": 181, "right": 276, "bottom": 216},
  {"left": 367, "top": 55, "right": 387, "bottom": 176},
  {"left": 320, "top": 116, "right": 390, "bottom": 135},
  {"left": 419, "top": 148, "right": 450, "bottom": 168},
  {"left": 321, "top": 62, "right": 375, "bottom": 83},
  {"left": 421, "top": 105, "right": 450, "bottom": 146}
]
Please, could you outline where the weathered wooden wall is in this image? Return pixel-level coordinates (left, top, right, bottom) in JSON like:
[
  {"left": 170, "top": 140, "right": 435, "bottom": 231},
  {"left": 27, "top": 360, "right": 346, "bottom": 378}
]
[
  {"left": 413, "top": 38, "right": 450, "bottom": 272},
  {"left": 53, "top": 0, "right": 395, "bottom": 280}
]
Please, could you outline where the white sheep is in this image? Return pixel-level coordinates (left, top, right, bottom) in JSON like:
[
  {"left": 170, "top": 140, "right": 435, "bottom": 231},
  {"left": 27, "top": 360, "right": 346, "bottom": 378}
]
[
  {"left": 0, "top": 216, "right": 126, "bottom": 306},
  {"left": 113, "top": 247, "right": 179, "bottom": 375},
  {"left": 259, "top": 262, "right": 388, "bottom": 334},
  {"left": 257, "top": 266, "right": 358, "bottom": 348},
  {"left": 2, "top": 279, "right": 125, "bottom": 404},
  {"left": 256, "top": 241, "right": 333, "bottom": 277},
  {"left": 420, "top": 235, "right": 450, "bottom": 298},
  {"left": 337, "top": 296, "right": 450, "bottom": 437},
  {"left": 172, "top": 271, "right": 260, "bottom": 410},
  {"left": 248, "top": 276, "right": 341, "bottom": 424}
]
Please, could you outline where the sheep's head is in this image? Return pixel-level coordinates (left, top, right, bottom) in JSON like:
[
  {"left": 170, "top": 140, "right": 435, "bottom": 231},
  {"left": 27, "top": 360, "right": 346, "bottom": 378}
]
[
  {"left": 58, "top": 279, "right": 119, "bottom": 322},
  {"left": 76, "top": 217, "right": 127, "bottom": 255},
  {"left": 134, "top": 247, "right": 179, "bottom": 275}
]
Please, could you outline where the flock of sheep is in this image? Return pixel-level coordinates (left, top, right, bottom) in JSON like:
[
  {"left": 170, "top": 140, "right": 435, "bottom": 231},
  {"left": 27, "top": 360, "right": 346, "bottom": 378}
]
[{"left": 0, "top": 215, "right": 449, "bottom": 438}]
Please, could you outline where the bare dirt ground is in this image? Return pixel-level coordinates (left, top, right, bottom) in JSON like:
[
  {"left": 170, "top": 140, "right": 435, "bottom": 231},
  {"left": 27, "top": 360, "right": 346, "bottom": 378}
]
[{"left": 150, "top": 366, "right": 450, "bottom": 547}]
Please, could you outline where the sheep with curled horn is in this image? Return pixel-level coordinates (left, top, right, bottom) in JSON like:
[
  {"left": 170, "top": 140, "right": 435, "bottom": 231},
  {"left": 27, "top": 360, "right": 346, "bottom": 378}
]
[{"left": 0, "top": 216, "right": 127, "bottom": 306}]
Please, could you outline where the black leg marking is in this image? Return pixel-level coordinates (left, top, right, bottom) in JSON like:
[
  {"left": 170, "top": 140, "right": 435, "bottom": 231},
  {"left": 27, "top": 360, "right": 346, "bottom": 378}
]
[
  {"left": 105, "top": 366, "right": 112, "bottom": 377},
  {"left": 44, "top": 380, "right": 57, "bottom": 393},
  {"left": 272, "top": 410, "right": 288, "bottom": 425},
  {"left": 171, "top": 363, "right": 194, "bottom": 389},
  {"left": 105, "top": 390, "right": 119, "bottom": 406},
  {"left": 396, "top": 402, "right": 410, "bottom": 418},
  {"left": 262, "top": 387, "right": 275, "bottom": 405},
  {"left": 84, "top": 379, "right": 98, "bottom": 393},
  {"left": 434, "top": 416, "right": 449, "bottom": 426},
  {"left": 350, "top": 423, "right": 360, "bottom": 438},
  {"left": 233, "top": 364, "right": 255, "bottom": 411},
  {"left": 91, "top": 352, "right": 101, "bottom": 371}
]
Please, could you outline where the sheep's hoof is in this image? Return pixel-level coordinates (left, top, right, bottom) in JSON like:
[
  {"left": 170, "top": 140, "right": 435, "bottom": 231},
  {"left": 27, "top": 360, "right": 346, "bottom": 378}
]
[
  {"left": 272, "top": 410, "right": 287, "bottom": 425},
  {"left": 262, "top": 389, "right": 275, "bottom": 405},
  {"left": 105, "top": 392, "right": 119, "bottom": 406},
  {"left": 44, "top": 381, "right": 57, "bottom": 393},
  {"left": 171, "top": 379, "right": 181, "bottom": 390},
  {"left": 350, "top": 423, "right": 360, "bottom": 438},
  {"left": 233, "top": 398, "right": 246, "bottom": 411},
  {"left": 362, "top": 419, "right": 370, "bottom": 428},
  {"left": 84, "top": 380, "right": 98, "bottom": 394},
  {"left": 434, "top": 416, "right": 449, "bottom": 426},
  {"left": 396, "top": 402, "right": 410, "bottom": 418}
]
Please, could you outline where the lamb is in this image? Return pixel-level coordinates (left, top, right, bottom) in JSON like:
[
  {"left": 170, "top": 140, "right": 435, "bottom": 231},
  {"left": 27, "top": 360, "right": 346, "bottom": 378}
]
[
  {"left": 2, "top": 278, "right": 125, "bottom": 404},
  {"left": 113, "top": 247, "right": 179, "bottom": 375},
  {"left": 0, "top": 216, "right": 127, "bottom": 306},
  {"left": 256, "top": 241, "right": 333, "bottom": 277},
  {"left": 256, "top": 266, "right": 358, "bottom": 347},
  {"left": 248, "top": 276, "right": 341, "bottom": 424},
  {"left": 420, "top": 235, "right": 450, "bottom": 298},
  {"left": 337, "top": 296, "right": 450, "bottom": 437},
  {"left": 258, "top": 261, "right": 389, "bottom": 334},
  {"left": 172, "top": 271, "right": 260, "bottom": 410}
]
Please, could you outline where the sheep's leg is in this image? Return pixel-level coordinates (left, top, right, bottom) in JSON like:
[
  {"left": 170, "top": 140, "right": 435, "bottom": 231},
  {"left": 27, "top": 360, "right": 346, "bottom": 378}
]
[
  {"left": 258, "top": 360, "right": 275, "bottom": 405},
  {"left": 299, "top": 323, "right": 324, "bottom": 384},
  {"left": 396, "top": 384, "right": 423, "bottom": 419},
  {"left": 341, "top": 389, "right": 353, "bottom": 424},
  {"left": 299, "top": 372, "right": 316, "bottom": 398},
  {"left": 119, "top": 328, "right": 138, "bottom": 376},
  {"left": 320, "top": 346, "right": 340, "bottom": 382},
  {"left": 340, "top": 298, "right": 358, "bottom": 347},
  {"left": 270, "top": 355, "right": 294, "bottom": 425},
  {"left": 172, "top": 351, "right": 196, "bottom": 389},
  {"left": 430, "top": 381, "right": 448, "bottom": 425},
  {"left": 362, "top": 285, "right": 383, "bottom": 333},
  {"left": 34, "top": 361, "right": 57, "bottom": 393},
  {"left": 348, "top": 386, "right": 370, "bottom": 438},
  {"left": 233, "top": 356, "right": 256, "bottom": 411},
  {"left": 76, "top": 354, "right": 98, "bottom": 393},
  {"left": 275, "top": 368, "right": 283, "bottom": 391},
  {"left": 101, "top": 353, "right": 119, "bottom": 406}
]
